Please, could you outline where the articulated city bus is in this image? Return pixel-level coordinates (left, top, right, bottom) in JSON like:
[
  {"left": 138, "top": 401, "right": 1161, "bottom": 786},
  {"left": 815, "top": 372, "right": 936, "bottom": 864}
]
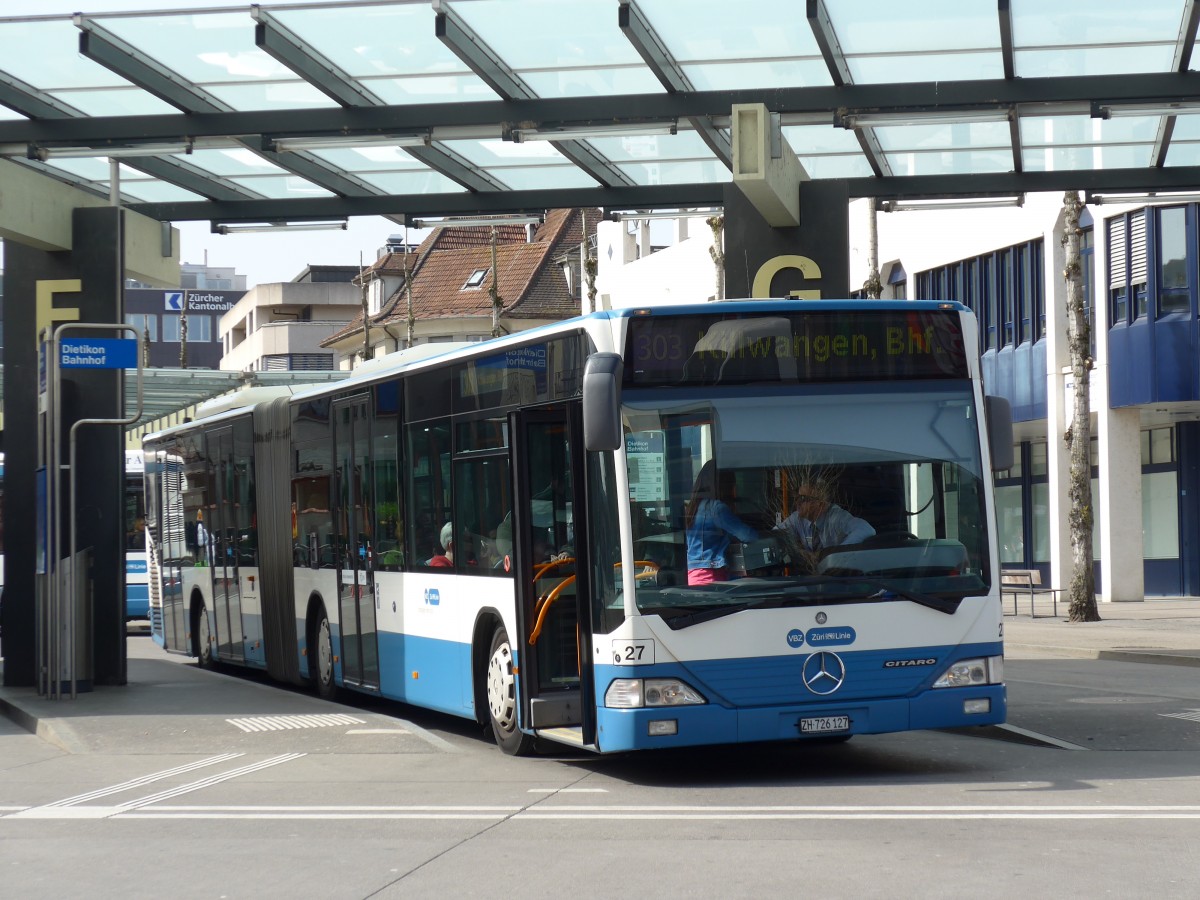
[{"left": 143, "top": 300, "right": 1012, "bottom": 755}]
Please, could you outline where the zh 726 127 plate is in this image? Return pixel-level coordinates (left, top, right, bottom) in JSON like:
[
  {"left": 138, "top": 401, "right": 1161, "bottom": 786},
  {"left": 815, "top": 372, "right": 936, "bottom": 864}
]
[{"left": 799, "top": 715, "right": 849, "bottom": 734}]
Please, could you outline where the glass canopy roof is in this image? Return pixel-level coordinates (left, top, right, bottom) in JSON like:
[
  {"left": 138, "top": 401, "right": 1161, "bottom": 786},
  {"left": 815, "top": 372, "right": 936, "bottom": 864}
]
[{"left": 4, "top": 0, "right": 1200, "bottom": 226}]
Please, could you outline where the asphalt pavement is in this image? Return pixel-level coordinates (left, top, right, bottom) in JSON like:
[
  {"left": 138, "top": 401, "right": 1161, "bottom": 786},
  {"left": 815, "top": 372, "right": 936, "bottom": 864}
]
[{"left": 1, "top": 597, "right": 1198, "bottom": 756}]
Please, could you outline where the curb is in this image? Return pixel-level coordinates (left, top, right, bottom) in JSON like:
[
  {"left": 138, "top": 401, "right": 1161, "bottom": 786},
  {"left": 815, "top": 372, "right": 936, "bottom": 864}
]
[
  {"left": 1005, "top": 643, "right": 1200, "bottom": 668},
  {"left": 0, "top": 696, "right": 78, "bottom": 754}
]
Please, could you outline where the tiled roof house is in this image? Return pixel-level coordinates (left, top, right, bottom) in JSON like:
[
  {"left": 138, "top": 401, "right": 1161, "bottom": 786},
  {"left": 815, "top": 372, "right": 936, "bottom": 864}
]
[{"left": 322, "top": 208, "right": 599, "bottom": 367}]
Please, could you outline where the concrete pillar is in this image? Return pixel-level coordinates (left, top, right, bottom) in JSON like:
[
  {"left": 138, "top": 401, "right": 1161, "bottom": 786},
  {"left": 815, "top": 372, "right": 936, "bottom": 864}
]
[{"left": 1099, "top": 407, "right": 1144, "bottom": 601}]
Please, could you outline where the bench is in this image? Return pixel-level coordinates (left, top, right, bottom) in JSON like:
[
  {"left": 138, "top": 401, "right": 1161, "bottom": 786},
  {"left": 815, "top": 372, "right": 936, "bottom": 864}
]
[{"left": 1000, "top": 568, "right": 1060, "bottom": 618}]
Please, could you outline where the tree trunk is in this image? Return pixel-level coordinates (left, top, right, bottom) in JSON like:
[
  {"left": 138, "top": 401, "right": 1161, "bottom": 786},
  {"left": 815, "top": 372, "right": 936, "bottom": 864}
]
[
  {"left": 863, "top": 200, "right": 882, "bottom": 299},
  {"left": 360, "top": 267, "right": 371, "bottom": 365},
  {"left": 405, "top": 252, "right": 415, "bottom": 349},
  {"left": 489, "top": 227, "right": 503, "bottom": 337},
  {"left": 1061, "top": 190, "right": 1100, "bottom": 622},
  {"left": 178, "top": 291, "right": 188, "bottom": 368},
  {"left": 707, "top": 215, "right": 725, "bottom": 300}
]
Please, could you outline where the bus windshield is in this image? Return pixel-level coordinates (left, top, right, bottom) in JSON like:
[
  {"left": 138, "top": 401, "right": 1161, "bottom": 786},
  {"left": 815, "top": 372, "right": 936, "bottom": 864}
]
[{"left": 621, "top": 383, "right": 990, "bottom": 626}]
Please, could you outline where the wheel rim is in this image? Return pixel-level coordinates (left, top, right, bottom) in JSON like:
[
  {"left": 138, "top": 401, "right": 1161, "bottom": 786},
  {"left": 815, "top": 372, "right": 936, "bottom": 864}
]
[
  {"left": 198, "top": 608, "right": 211, "bottom": 661},
  {"left": 317, "top": 618, "right": 333, "bottom": 686},
  {"left": 486, "top": 639, "right": 518, "bottom": 733}
]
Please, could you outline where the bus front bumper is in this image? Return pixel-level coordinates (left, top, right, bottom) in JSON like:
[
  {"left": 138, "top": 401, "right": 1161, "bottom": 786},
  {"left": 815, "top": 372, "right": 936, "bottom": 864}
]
[{"left": 593, "top": 685, "right": 1006, "bottom": 752}]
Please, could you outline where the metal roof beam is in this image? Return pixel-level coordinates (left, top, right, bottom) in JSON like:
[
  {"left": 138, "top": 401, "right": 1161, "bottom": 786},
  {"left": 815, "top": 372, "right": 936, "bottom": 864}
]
[
  {"left": 550, "top": 139, "right": 636, "bottom": 187},
  {"left": 998, "top": 0, "right": 1015, "bottom": 81},
  {"left": 434, "top": 3, "right": 630, "bottom": 187},
  {"left": 125, "top": 157, "right": 268, "bottom": 202},
  {"left": 807, "top": 0, "right": 852, "bottom": 86},
  {"left": 435, "top": 4, "right": 534, "bottom": 100},
  {"left": 807, "top": 1, "right": 889, "bottom": 177},
  {"left": 1152, "top": 0, "right": 1200, "bottom": 167},
  {"left": 0, "top": 72, "right": 78, "bottom": 119},
  {"left": 252, "top": 7, "right": 384, "bottom": 108},
  {"left": 252, "top": 7, "right": 506, "bottom": 194},
  {"left": 854, "top": 128, "right": 893, "bottom": 179},
  {"left": 850, "top": 166, "right": 1200, "bottom": 199},
  {"left": 129, "top": 182, "right": 727, "bottom": 222},
  {"left": 618, "top": 0, "right": 731, "bottom": 167},
  {"left": 124, "top": 164, "right": 1200, "bottom": 224},
  {"left": 76, "top": 17, "right": 226, "bottom": 114},
  {"left": 75, "top": 15, "right": 403, "bottom": 201},
  {"left": 13, "top": 72, "right": 1200, "bottom": 145},
  {"left": 1008, "top": 112, "right": 1023, "bottom": 174},
  {"left": 406, "top": 142, "right": 508, "bottom": 191},
  {"left": 0, "top": 67, "right": 265, "bottom": 203}
]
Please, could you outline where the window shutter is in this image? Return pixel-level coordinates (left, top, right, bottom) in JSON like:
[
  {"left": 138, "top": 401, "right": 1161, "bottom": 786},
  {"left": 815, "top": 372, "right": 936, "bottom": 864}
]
[
  {"left": 1129, "top": 210, "right": 1147, "bottom": 285},
  {"left": 1107, "top": 216, "right": 1126, "bottom": 289}
]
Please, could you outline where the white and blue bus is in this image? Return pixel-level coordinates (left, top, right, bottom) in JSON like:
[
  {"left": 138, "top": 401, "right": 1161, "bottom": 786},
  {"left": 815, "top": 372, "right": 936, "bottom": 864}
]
[
  {"left": 143, "top": 300, "right": 1012, "bottom": 755},
  {"left": 123, "top": 449, "right": 150, "bottom": 621}
]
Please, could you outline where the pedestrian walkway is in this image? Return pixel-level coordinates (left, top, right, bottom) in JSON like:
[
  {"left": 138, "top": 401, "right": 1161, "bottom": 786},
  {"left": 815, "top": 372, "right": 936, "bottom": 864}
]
[{"left": 1004, "top": 597, "right": 1200, "bottom": 666}]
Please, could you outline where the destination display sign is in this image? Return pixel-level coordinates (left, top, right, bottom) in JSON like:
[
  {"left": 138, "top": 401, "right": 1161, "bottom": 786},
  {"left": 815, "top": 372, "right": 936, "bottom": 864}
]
[{"left": 624, "top": 309, "right": 968, "bottom": 387}]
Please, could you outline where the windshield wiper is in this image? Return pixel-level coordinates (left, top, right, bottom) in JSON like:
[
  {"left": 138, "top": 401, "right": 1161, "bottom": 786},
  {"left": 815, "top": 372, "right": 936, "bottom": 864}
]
[
  {"left": 663, "top": 602, "right": 759, "bottom": 629},
  {"left": 661, "top": 577, "right": 961, "bottom": 628}
]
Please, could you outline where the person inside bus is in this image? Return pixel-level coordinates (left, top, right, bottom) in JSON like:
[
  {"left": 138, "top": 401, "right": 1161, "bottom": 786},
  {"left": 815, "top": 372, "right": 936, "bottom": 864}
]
[
  {"left": 684, "top": 461, "right": 759, "bottom": 586},
  {"left": 428, "top": 521, "right": 455, "bottom": 567},
  {"left": 775, "top": 478, "right": 875, "bottom": 553}
]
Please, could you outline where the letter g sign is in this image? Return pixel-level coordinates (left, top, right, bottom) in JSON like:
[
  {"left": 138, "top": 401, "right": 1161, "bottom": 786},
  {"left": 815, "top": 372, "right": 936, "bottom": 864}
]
[{"left": 751, "top": 255, "right": 822, "bottom": 299}]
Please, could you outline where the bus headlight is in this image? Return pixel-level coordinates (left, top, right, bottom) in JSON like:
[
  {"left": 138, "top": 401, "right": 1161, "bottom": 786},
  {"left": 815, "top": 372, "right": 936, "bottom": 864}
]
[
  {"left": 605, "top": 678, "right": 707, "bottom": 708},
  {"left": 932, "top": 656, "right": 1004, "bottom": 688}
]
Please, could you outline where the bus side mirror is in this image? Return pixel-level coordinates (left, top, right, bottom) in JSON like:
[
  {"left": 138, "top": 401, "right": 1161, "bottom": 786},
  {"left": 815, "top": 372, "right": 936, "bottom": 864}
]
[
  {"left": 583, "top": 352, "right": 623, "bottom": 452},
  {"left": 985, "top": 395, "right": 1014, "bottom": 472}
]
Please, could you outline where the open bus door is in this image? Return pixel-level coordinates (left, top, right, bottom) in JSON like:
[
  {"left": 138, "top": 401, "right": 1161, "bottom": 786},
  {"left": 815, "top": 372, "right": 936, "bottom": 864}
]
[{"left": 510, "top": 405, "right": 597, "bottom": 750}]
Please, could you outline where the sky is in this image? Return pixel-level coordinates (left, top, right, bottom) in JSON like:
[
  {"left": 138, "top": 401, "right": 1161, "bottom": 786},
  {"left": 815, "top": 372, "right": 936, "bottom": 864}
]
[{"left": 174, "top": 218, "right": 416, "bottom": 287}]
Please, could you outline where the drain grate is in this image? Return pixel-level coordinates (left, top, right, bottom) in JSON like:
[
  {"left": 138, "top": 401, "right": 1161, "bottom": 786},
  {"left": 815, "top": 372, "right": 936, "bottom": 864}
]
[{"left": 227, "top": 714, "right": 366, "bottom": 733}]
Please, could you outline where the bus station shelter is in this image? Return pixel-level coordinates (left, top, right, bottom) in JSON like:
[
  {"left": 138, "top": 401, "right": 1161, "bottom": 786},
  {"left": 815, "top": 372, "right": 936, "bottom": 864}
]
[{"left": 5, "top": 0, "right": 1200, "bottom": 688}]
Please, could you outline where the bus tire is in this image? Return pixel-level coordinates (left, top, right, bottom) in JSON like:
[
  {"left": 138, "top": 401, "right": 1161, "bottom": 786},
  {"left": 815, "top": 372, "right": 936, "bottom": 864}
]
[
  {"left": 312, "top": 603, "right": 338, "bottom": 701},
  {"left": 194, "top": 598, "right": 214, "bottom": 669},
  {"left": 485, "top": 625, "right": 535, "bottom": 756}
]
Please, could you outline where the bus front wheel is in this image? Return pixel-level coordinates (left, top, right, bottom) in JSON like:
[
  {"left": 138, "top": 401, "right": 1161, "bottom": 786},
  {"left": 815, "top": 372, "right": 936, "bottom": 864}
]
[
  {"left": 313, "top": 604, "right": 338, "bottom": 701},
  {"left": 485, "top": 626, "right": 535, "bottom": 756}
]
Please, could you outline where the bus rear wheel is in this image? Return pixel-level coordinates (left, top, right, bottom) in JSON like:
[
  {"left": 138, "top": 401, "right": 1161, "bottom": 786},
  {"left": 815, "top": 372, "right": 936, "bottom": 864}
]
[
  {"left": 485, "top": 626, "right": 535, "bottom": 756},
  {"left": 194, "top": 599, "right": 214, "bottom": 668}
]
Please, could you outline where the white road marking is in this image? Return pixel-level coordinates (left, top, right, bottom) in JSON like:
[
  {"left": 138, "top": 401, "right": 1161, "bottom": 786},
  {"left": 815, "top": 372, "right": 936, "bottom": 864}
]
[
  {"left": 527, "top": 788, "right": 609, "bottom": 793},
  {"left": 13, "top": 803, "right": 1200, "bottom": 822},
  {"left": 28, "top": 753, "right": 242, "bottom": 809},
  {"left": 1160, "top": 709, "right": 1200, "bottom": 723},
  {"left": 115, "top": 753, "right": 305, "bottom": 811},
  {"left": 345, "top": 728, "right": 410, "bottom": 735},
  {"left": 4, "top": 754, "right": 304, "bottom": 820},
  {"left": 227, "top": 714, "right": 365, "bottom": 732}
]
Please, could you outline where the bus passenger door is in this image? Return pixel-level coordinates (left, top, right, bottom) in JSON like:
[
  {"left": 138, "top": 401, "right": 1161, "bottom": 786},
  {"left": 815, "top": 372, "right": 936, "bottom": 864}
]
[
  {"left": 334, "top": 396, "right": 379, "bottom": 691},
  {"left": 511, "top": 405, "right": 596, "bottom": 748},
  {"left": 210, "top": 428, "right": 244, "bottom": 663}
]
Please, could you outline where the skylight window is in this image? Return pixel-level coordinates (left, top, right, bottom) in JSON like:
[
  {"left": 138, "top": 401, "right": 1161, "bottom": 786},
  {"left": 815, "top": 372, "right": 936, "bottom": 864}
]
[{"left": 463, "top": 268, "right": 489, "bottom": 289}]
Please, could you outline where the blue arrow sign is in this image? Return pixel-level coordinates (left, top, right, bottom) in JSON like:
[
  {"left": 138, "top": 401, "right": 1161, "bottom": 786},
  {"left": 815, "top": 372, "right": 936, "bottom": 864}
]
[{"left": 60, "top": 338, "right": 138, "bottom": 369}]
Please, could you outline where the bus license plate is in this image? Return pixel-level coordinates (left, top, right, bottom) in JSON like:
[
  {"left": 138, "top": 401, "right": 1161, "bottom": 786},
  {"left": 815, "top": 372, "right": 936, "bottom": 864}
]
[{"left": 799, "top": 715, "right": 849, "bottom": 734}]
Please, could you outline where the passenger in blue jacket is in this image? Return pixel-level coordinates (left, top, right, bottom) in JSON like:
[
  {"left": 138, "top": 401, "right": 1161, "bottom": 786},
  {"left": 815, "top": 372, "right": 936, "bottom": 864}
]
[{"left": 684, "top": 461, "right": 759, "bottom": 586}]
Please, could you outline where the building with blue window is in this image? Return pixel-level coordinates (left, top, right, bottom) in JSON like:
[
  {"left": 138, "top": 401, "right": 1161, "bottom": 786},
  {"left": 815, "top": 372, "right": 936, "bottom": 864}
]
[{"left": 850, "top": 192, "right": 1200, "bottom": 602}]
